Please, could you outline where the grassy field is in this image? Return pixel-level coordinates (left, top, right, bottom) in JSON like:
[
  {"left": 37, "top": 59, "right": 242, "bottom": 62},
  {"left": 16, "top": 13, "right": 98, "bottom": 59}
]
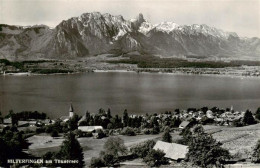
[{"left": 203, "top": 124, "right": 260, "bottom": 157}]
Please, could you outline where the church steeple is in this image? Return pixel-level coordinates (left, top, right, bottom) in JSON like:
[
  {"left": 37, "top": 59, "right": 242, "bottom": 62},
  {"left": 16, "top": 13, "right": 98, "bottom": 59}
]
[{"left": 69, "top": 103, "right": 74, "bottom": 118}]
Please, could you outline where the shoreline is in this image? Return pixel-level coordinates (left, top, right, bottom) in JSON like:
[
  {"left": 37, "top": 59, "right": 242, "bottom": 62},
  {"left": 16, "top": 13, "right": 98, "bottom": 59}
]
[{"left": 1, "top": 67, "right": 260, "bottom": 79}]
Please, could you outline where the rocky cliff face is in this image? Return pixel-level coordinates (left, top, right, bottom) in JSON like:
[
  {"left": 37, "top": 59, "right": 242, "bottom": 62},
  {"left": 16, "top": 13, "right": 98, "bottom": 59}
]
[{"left": 0, "top": 12, "right": 259, "bottom": 60}]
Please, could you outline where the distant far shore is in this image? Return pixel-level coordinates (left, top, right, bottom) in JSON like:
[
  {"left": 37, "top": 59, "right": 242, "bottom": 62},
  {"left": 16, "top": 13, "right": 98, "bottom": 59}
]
[{"left": 1, "top": 66, "right": 260, "bottom": 78}]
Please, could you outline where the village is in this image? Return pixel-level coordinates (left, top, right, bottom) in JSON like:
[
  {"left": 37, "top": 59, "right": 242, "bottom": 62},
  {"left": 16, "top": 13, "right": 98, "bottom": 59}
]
[{"left": 1, "top": 104, "right": 260, "bottom": 167}]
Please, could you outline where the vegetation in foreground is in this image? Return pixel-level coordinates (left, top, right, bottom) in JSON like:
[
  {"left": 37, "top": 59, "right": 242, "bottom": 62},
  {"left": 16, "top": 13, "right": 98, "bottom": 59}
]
[
  {"left": 42, "top": 132, "right": 84, "bottom": 168},
  {"left": 185, "top": 125, "right": 231, "bottom": 167}
]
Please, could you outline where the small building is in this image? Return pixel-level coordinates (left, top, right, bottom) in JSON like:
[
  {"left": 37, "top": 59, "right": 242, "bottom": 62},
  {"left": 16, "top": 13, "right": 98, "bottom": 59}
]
[
  {"left": 5, "top": 65, "right": 17, "bottom": 72},
  {"left": 153, "top": 141, "right": 188, "bottom": 161},
  {"left": 78, "top": 113, "right": 87, "bottom": 124},
  {"left": 3, "top": 118, "right": 12, "bottom": 125},
  {"left": 78, "top": 126, "right": 103, "bottom": 133},
  {"left": 18, "top": 120, "right": 37, "bottom": 127},
  {"left": 60, "top": 116, "right": 70, "bottom": 122},
  {"left": 179, "top": 121, "right": 190, "bottom": 129},
  {"left": 206, "top": 110, "right": 214, "bottom": 119}
]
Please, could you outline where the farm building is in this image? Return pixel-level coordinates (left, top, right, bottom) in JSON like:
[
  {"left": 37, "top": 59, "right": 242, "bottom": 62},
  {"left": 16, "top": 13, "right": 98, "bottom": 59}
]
[
  {"left": 78, "top": 126, "right": 103, "bottom": 132},
  {"left": 179, "top": 121, "right": 190, "bottom": 129},
  {"left": 153, "top": 140, "right": 188, "bottom": 161}
]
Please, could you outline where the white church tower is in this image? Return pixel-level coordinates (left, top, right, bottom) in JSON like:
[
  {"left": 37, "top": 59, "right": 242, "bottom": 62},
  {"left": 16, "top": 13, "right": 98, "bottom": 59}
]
[{"left": 69, "top": 103, "right": 74, "bottom": 118}]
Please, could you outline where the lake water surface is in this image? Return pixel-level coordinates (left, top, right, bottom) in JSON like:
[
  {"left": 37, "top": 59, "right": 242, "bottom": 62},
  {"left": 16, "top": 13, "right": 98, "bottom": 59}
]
[{"left": 1, "top": 72, "right": 260, "bottom": 118}]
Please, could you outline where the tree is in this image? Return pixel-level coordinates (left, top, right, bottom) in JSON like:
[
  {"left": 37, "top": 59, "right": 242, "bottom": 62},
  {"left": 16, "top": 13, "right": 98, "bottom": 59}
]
[
  {"left": 0, "top": 138, "right": 9, "bottom": 167},
  {"left": 95, "top": 129, "right": 106, "bottom": 139},
  {"left": 174, "top": 109, "right": 180, "bottom": 114},
  {"left": 255, "top": 107, "right": 260, "bottom": 120},
  {"left": 0, "top": 111, "right": 2, "bottom": 124},
  {"left": 102, "top": 137, "right": 127, "bottom": 157},
  {"left": 98, "top": 108, "right": 106, "bottom": 116},
  {"left": 79, "top": 120, "right": 88, "bottom": 126},
  {"left": 51, "top": 129, "right": 59, "bottom": 137},
  {"left": 57, "top": 132, "right": 84, "bottom": 168},
  {"left": 74, "top": 129, "right": 83, "bottom": 138},
  {"left": 253, "top": 140, "right": 260, "bottom": 162},
  {"left": 152, "top": 126, "right": 160, "bottom": 134},
  {"left": 95, "top": 137, "right": 127, "bottom": 167},
  {"left": 201, "top": 116, "right": 215, "bottom": 125},
  {"left": 232, "top": 119, "right": 243, "bottom": 127},
  {"left": 68, "top": 114, "right": 80, "bottom": 131},
  {"left": 243, "top": 110, "right": 256, "bottom": 125},
  {"left": 107, "top": 108, "right": 112, "bottom": 119},
  {"left": 90, "top": 157, "right": 105, "bottom": 168},
  {"left": 130, "top": 140, "right": 155, "bottom": 158},
  {"left": 143, "top": 149, "right": 168, "bottom": 167},
  {"left": 121, "top": 127, "right": 136, "bottom": 136},
  {"left": 107, "top": 123, "right": 113, "bottom": 129},
  {"left": 171, "top": 117, "right": 182, "bottom": 127},
  {"left": 113, "top": 114, "right": 123, "bottom": 128},
  {"left": 123, "top": 109, "right": 129, "bottom": 127},
  {"left": 102, "top": 153, "right": 118, "bottom": 167},
  {"left": 162, "top": 128, "right": 172, "bottom": 143},
  {"left": 186, "top": 125, "right": 231, "bottom": 167},
  {"left": 201, "top": 107, "right": 208, "bottom": 114}
]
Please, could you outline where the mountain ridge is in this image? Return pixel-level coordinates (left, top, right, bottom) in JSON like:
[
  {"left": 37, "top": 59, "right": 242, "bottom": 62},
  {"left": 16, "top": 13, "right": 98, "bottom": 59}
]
[{"left": 0, "top": 12, "right": 259, "bottom": 60}]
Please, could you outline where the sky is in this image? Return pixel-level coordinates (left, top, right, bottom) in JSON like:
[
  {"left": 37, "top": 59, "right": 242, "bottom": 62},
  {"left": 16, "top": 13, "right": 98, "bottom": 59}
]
[{"left": 0, "top": 0, "right": 259, "bottom": 37}]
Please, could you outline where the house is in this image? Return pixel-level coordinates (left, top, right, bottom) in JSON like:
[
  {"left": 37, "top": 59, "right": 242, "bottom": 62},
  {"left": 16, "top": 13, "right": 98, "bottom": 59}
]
[
  {"left": 153, "top": 141, "right": 188, "bottom": 161},
  {"left": 179, "top": 121, "right": 190, "bottom": 129},
  {"left": 78, "top": 126, "right": 103, "bottom": 132}
]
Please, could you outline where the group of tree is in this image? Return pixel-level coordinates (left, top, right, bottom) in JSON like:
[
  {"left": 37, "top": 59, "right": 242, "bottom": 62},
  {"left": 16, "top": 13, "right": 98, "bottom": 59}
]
[
  {"left": 78, "top": 108, "right": 183, "bottom": 132},
  {"left": 0, "top": 128, "right": 30, "bottom": 167},
  {"left": 79, "top": 109, "right": 123, "bottom": 129},
  {"left": 3, "top": 110, "right": 48, "bottom": 127}
]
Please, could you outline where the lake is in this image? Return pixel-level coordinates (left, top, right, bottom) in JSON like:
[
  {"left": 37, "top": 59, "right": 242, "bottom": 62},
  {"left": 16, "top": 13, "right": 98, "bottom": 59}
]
[{"left": 0, "top": 72, "right": 260, "bottom": 118}]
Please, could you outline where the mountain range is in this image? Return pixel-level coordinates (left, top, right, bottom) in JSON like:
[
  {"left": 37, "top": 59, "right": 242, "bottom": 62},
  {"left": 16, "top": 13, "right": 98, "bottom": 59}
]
[{"left": 0, "top": 12, "right": 259, "bottom": 60}]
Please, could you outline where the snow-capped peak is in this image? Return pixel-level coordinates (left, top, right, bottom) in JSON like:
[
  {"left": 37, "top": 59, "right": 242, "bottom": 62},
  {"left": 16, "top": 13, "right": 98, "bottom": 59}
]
[
  {"left": 138, "top": 21, "right": 179, "bottom": 34},
  {"left": 138, "top": 22, "right": 153, "bottom": 34},
  {"left": 154, "top": 22, "right": 179, "bottom": 33},
  {"left": 186, "top": 24, "right": 238, "bottom": 39}
]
